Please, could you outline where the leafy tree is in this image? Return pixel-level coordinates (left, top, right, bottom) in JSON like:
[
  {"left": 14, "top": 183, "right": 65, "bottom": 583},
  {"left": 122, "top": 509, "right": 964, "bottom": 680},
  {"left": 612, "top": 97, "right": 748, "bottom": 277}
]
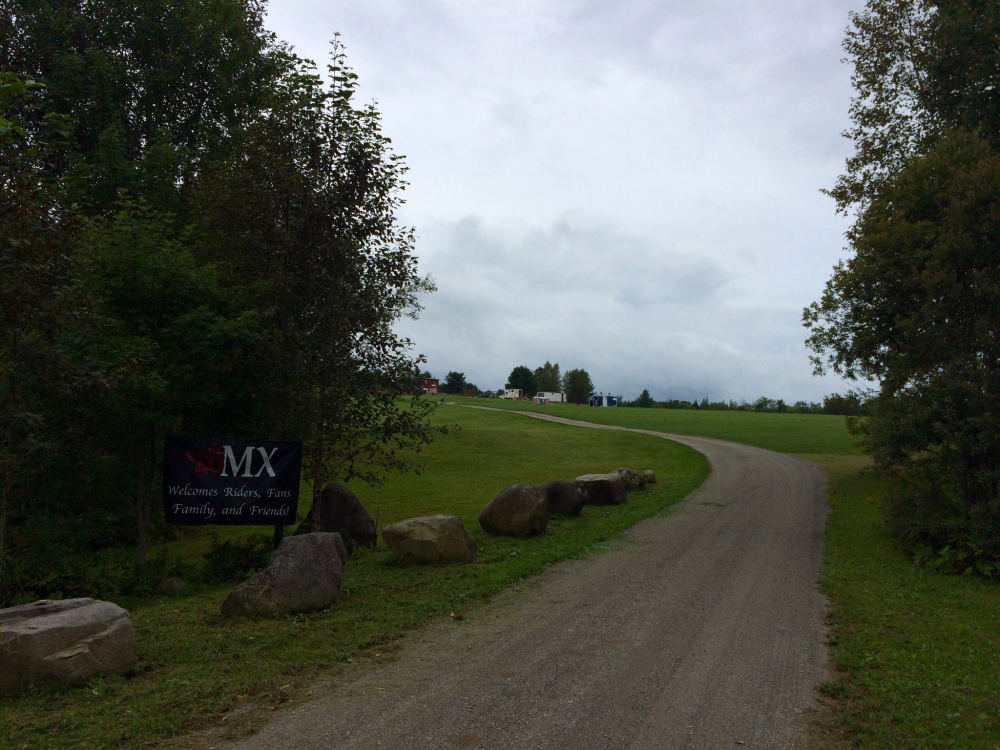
[
  {"left": 196, "top": 41, "right": 439, "bottom": 506},
  {"left": 0, "top": 5, "right": 441, "bottom": 598},
  {"left": 506, "top": 365, "right": 537, "bottom": 395},
  {"left": 442, "top": 371, "right": 467, "bottom": 395},
  {"left": 634, "top": 389, "right": 654, "bottom": 408},
  {"left": 0, "top": 74, "right": 85, "bottom": 597},
  {"left": 807, "top": 0, "right": 1000, "bottom": 575},
  {"left": 534, "top": 361, "right": 561, "bottom": 392},
  {"left": 562, "top": 369, "right": 594, "bottom": 404}
]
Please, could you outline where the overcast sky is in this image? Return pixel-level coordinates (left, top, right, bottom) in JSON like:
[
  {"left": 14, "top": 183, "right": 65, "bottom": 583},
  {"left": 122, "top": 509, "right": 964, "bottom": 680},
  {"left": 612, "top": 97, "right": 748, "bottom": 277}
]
[{"left": 266, "top": 0, "right": 860, "bottom": 402}]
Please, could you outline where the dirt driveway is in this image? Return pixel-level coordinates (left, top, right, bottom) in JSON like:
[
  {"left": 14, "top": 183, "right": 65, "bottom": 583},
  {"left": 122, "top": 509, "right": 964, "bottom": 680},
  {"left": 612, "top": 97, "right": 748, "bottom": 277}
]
[{"left": 225, "top": 410, "right": 829, "bottom": 750}]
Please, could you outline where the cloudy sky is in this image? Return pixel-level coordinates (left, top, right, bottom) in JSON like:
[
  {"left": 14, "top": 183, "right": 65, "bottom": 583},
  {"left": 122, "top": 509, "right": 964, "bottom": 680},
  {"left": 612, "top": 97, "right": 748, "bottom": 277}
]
[{"left": 266, "top": 0, "right": 860, "bottom": 403}]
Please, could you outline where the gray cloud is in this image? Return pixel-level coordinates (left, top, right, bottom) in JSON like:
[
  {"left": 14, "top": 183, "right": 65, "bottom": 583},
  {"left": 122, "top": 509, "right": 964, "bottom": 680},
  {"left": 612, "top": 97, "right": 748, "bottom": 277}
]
[{"left": 266, "top": 0, "right": 859, "bottom": 402}]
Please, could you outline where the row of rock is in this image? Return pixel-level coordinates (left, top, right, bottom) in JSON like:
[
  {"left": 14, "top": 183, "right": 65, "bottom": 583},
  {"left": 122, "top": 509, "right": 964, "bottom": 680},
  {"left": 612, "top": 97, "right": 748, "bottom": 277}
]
[
  {"left": 0, "top": 468, "right": 656, "bottom": 692},
  {"left": 379, "top": 467, "right": 656, "bottom": 563}
]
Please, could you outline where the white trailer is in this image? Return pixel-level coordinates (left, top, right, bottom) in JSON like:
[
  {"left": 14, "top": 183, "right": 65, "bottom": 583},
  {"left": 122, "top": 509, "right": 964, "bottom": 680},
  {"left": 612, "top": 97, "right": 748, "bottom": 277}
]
[
  {"left": 536, "top": 391, "right": 565, "bottom": 403},
  {"left": 502, "top": 388, "right": 524, "bottom": 400}
]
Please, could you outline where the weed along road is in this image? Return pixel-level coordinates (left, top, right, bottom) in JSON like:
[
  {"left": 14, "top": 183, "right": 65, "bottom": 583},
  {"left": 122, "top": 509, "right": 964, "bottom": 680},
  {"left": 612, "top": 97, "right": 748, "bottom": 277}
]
[{"left": 226, "top": 408, "right": 830, "bottom": 750}]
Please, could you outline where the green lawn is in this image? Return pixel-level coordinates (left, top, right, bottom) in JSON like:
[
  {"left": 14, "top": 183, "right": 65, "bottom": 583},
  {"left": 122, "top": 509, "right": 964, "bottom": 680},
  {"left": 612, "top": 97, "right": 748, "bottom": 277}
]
[
  {"left": 441, "top": 395, "right": 860, "bottom": 455},
  {"left": 1, "top": 406, "right": 707, "bottom": 750},
  {"left": 6, "top": 400, "right": 997, "bottom": 750},
  {"left": 442, "top": 399, "right": 1000, "bottom": 750}
]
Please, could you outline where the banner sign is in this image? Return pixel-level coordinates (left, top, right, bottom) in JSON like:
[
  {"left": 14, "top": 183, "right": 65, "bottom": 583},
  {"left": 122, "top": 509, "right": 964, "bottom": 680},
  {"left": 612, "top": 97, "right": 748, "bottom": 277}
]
[{"left": 163, "top": 435, "right": 302, "bottom": 525}]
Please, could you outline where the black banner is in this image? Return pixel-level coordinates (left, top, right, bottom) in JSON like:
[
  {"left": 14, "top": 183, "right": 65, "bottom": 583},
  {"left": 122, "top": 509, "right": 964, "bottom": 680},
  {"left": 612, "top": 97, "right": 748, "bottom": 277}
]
[{"left": 163, "top": 435, "right": 302, "bottom": 525}]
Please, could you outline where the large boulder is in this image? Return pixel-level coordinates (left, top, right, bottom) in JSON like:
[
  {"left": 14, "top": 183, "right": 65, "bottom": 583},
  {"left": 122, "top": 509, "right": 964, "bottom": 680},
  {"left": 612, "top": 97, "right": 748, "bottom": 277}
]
[
  {"left": 381, "top": 514, "right": 477, "bottom": 563},
  {"left": 221, "top": 533, "right": 345, "bottom": 618},
  {"left": 614, "top": 467, "right": 645, "bottom": 490},
  {"left": 540, "top": 480, "right": 586, "bottom": 516},
  {"left": 640, "top": 469, "right": 657, "bottom": 484},
  {"left": 0, "top": 598, "right": 134, "bottom": 694},
  {"left": 294, "top": 482, "right": 377, "bottom": 547},
  {"left": 576, "top": 473, "right": 628, "bottom": 506},
  {"left": 479, "top": 484, "right": 547, "bottom": 536}
]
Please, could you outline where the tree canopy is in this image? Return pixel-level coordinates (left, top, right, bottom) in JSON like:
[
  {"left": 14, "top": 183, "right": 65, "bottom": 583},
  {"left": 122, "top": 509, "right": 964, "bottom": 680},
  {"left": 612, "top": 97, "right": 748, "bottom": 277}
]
[
  {"left": 806, "top": 0, "right": 1000, "bottom": 576},
  {"left": 562, "top": 369, "right": 594, "bottom": 404},
  {"left": 506, "top": 365, "right": 537, "bottom": 395},
  {"left": 0, "top": 3, "right": 438, "bottom": 601}
]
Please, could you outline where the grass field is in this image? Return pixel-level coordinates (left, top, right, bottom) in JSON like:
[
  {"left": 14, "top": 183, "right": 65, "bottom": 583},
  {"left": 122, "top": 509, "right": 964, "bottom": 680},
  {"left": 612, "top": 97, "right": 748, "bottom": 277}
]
[
  {"left": 1, "top": 407, "right": 707, "bottom": 750},
  {"left": 440, "top": 395, "right": 860, "bottom": 455},
  {"left": 443, "top": 398, "right": 1000, "bottom": 750},
  {"left": 5, "top": 400, "right": 997, "bottom": 750}
]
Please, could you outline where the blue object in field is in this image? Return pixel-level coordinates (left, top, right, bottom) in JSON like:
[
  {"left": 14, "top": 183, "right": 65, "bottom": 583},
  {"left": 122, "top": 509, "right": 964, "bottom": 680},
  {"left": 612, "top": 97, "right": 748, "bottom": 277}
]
[{"left": 589, "top": 395, "right": 618, "bottom": 407}]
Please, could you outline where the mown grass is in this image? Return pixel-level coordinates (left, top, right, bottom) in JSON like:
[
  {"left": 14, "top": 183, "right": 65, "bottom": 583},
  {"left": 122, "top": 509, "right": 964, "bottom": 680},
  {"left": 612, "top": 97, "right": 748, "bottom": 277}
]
[
  {"left": 441, "top": 395, "right": 860, "bottom": 455},
  {"left": 1, "top": 407, "right": 707, "bottom": 750},
  {"left": 813, "top": 454, "right": 1000, "bottom": 749},
  {"left": 449, "top": 400, "right": 1000, "bottom": 749}
]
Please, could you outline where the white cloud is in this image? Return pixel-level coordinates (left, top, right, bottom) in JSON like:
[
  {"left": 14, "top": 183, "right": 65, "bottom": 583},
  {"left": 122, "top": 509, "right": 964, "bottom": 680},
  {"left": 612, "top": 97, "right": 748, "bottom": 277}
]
[{"left": 266, "top": 0, "right": 860, "bottom": 401}]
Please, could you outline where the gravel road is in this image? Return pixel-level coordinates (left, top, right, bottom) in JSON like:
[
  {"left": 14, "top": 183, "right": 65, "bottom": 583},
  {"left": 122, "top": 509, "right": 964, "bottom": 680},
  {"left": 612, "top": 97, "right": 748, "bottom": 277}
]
[{"left": 225, "top": 410, "right": 830, "bottom": 750}]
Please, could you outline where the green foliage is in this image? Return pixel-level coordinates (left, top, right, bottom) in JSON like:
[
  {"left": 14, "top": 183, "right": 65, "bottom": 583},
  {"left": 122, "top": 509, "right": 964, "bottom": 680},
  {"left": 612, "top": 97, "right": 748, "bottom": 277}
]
[
  {"left": 634, "top": 389, "right": 654, "bottom": 408},
  {"left": 809, "top": 132, "right": 1000, "bottom": 575},
  {"left": 506, "top": 365, "right": 537, "bottom": 395},
  {"left": 0, "top": 5, "right": 439, "bottom": 601},
  {"left": 442, "top": 371, "right": 467, "bottom": 395},
  {"left": 562, "top": 368, "right": 594, "bottom": 404},
  {"left": 200, "top": 533, "right": 273, "bottom": 584},
  {"left": 534, "top": 361, "right": 561, "bottom": 392},
  {"left": 808, "top": 1, "right": 1000, "bottom": 577}
]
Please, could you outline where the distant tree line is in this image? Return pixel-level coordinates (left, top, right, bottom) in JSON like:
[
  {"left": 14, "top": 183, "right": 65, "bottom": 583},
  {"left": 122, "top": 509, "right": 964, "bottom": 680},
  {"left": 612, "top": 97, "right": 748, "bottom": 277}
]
[
  {"left": 504, "top": 362, "right": 595, "bottom": 404},
  {"left": 0, "top": 2, "right": 438, "bottom": 603},
  {"left": 620, "top": 391, "right": 871, "bottom": 416}
]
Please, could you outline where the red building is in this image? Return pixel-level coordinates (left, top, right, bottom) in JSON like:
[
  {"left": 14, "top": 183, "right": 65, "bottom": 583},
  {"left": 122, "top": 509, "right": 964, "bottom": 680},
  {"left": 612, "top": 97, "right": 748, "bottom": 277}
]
[{"left": 419, "top": 378, "right": 440, "bottom": 395}]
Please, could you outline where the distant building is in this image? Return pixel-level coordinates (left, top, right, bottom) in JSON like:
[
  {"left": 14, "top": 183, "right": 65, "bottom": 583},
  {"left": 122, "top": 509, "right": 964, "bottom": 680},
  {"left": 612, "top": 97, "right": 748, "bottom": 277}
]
[
  {"left": 589, "top": 395, "right": 618, "bottom": 407},
  {"left": 536, "top": 391, "right": 564, "bottom": 403},
  {"left": 419, "top": 378, "right": 440, "bottom": 395}
]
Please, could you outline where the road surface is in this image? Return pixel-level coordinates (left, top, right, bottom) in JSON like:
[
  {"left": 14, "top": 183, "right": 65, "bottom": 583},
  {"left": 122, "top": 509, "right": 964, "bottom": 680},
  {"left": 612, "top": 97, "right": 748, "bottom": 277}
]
[{"left": 226, "top": 410, "right": 829, "bottom": 750}]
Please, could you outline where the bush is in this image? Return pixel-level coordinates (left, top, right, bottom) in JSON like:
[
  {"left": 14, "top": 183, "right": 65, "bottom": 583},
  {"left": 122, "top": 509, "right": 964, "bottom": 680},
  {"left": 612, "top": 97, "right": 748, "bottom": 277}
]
[{"left": 200, "top": 533, "right": 273, "bottom": 584}]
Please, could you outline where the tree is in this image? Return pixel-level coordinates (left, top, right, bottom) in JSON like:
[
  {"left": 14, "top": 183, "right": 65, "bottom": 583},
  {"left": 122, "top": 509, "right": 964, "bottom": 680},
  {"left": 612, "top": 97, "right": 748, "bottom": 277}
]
[
  {"left": 0, "top": 74, "right": 85, "bottom": 597},
  {"left": 0, "top": 6, "right": 441, "bottom": 599},
  {"left": 634, "top": 389, "right": 655, "bottom": 408},
  {"left": 197, "top": 40, "right": 439, "bottom": 504},
  {"left": 442, "top": 371, "right": 467, "bottom": 395},
  {"left": 807, "top": 0, "right": 1000, "bottom": 575},
  {"left": 506, "top": 365, "right": 537, "bottom": 395},
  {"left": 534, "top": 361, "right": 561, "bottom": 392},
  {"left": 562, "top": 369, "right": 594, "bottom": 404}
]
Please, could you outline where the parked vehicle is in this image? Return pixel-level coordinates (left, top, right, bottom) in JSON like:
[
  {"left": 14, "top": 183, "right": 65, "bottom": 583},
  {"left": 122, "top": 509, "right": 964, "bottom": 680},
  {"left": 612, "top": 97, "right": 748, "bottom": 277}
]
[
  {"left": 502, "top": 388, "right": 524, "bottom": 400},
  {"left": 536, "top": 391, "right": 564, "bottom": 403}
]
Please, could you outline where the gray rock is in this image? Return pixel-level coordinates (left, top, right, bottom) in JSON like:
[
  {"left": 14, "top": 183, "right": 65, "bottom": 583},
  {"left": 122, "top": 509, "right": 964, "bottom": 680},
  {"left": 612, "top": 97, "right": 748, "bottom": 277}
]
[
  {"left": 615, "top": 467, "right": 645, "bottom": 490},
  {"left": 0, "top": 598, "right": 134, "bottom": 694},
  {"left": 576, "top": 473, "right": 628, "bottom": 506},
  {"left": 381, "top": 514, "right": 477, "bottom": 563},
  {"left": 159, "top": 577, "right": 186, "bottom": 595},
  {"left": 221, "top": 533, "right": 344, "bottom": 618},
  {"left": 294, "top": 482, "right": 377, "bottom": 547},
  {"left": 540, "top": 480, "right": 586, "bottom": 516},
  {"left": 479, "top": 484, "right": 548, "bottom": 536},
  {"left": 640, "top": 469, "right": 657, "bottom": 484}
]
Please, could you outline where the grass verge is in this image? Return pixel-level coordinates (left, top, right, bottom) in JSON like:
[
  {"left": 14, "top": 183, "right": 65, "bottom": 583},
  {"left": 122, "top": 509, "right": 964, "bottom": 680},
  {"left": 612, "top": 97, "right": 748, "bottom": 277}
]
[
  {"left": 0, "top": 407, "right": 707, "bottom": 750},
  {"left": 812, "top": 454, "right": 1000, "bottom": 749}
]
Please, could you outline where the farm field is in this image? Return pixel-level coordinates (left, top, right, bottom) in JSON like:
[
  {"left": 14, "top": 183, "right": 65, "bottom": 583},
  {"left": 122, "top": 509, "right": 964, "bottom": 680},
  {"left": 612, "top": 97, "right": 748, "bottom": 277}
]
[
  {"left": 441, "top": 395, "right": 859, "bottom": 455},
  {"left": 1, "top": 407, "right": 707, "bottom": 750},
  {"left": 442, "top": 399, "right": 1000, "bottom": 749}
]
